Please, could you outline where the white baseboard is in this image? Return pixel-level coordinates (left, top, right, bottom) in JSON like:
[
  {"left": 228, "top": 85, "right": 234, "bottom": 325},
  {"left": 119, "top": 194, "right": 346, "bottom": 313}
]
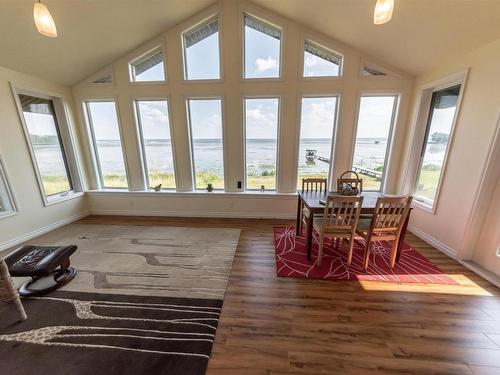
[
  {"left": 89, "top": 208, "right": 295, "bottom": 220},
  {"left": 409, "top": 225, "right": 500, "bottom": 287},
  {"left": 460, "top": 260, "right": 500, "bottom": 288},
  {"left": 408, "top": 224, "right": 458, "bottom": 259},
  {"left": 0, "top": 210, "right": 90, "bottom": 253}
]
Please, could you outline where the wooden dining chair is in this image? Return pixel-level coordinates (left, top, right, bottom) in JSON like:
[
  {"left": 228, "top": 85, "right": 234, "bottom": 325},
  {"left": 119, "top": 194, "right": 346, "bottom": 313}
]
[
  {"left": 313, "top": 195, "right": 364, "bottom": 266},
  {"left": 356, "top": 196, "right": 413, "bottom": 270},
  {"left": 298, "top": 178, "right": 328, "bottom": 236}
]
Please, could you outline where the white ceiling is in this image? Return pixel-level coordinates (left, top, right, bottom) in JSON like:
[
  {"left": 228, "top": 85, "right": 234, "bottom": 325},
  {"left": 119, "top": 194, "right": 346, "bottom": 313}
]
[
  {"left": 1, "top": 0, "right": 500, "bottom": 85},
  {"left": 252, "top": 0, "right": 500, "bottom": 76},
  {"left": 0, "top": 0, "right": 215, "bottom": 86}
]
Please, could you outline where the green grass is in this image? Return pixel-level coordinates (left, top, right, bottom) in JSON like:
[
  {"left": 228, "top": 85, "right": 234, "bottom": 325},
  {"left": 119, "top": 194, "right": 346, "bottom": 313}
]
[
  {"left": 415, "top": 169, "right": 441, "bottom": 200},
  {"left": 42, "top": 176, "right": 71, "bottom": 196}
]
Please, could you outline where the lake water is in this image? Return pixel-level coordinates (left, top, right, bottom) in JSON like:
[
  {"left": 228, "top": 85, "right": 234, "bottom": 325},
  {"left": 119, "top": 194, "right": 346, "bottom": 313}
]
[{"left": 33, "top": 139, "right": 447, "bottom": 178}]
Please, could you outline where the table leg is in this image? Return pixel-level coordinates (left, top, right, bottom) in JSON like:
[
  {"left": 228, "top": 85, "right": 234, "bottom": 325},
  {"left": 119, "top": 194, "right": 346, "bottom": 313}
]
[
  {"left": 307, "top": 212, "right": 314, "bottom": 261},
  {"left": 296, "top": 196, "right": 302, "bottom": 236},
  {"left": 396, "top": 211, "right": 411, "bottom": 263}
]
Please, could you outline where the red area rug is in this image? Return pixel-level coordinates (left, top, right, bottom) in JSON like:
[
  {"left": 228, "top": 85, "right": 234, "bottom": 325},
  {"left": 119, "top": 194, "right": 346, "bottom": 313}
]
[{"left": 274, "top": 226, "right": 457, "bottom": 285}]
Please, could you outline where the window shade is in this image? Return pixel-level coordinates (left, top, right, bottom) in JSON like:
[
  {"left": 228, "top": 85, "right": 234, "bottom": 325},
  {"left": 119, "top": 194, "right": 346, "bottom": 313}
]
[
  {"left": 132, "top": 49, "right": 164, "bottom": 76},
  {"left": 184, "top": 18, "right": 219, "bottom": 48},
  {"left": 305, "top": 41, "right": 340, "bottom": 65},
  {"left": 92, "top": 74, "right": 113, "bottom": 84},
  {"left": 361, "top": 66, "right": 386, "bottom": 76},
  {"left": 244, "top": 15, "right": 280, "bottom": 40},
  {"left": 19, "top": 94, "right": 54, "bottom": 115}
]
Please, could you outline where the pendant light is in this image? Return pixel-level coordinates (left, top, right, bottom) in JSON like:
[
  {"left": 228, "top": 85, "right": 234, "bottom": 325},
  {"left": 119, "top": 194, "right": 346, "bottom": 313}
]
[
  {"left": 374, "top": 0, "right": 394, "bottom": 25},
  {"left": 33, "top": 0, "right": 57, "bottom": 38}
]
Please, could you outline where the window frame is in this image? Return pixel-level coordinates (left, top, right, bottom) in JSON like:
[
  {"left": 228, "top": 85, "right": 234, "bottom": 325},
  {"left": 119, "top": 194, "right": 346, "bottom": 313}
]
[
  {"left": 186, "top": 96, "right": 226, "bottom": 191},
  {"left": 301, "top": 39, "right": 343, "bottom": 79},
  {"left": 295, "top": 95, "right": 339, "bottom": 190},
  {"left": 128, "top": 46, "right": 167, "bottom": 84},
  {"left": 83, "top": 99, "right": 131, "bottom": 190},
  {"left": 410, "top": 74, "right": 467, "bottom": 213},
  {"left": 242, "top": 12, "right": 283, "bottom": 81},
  {"left": 349, "top": 93, "right": 400, "bottom": 192},
  {"left": 133, "top": 97, "right": 178, "bottom": 191},
  {"left": 181, "top": 16, "right": 222, "bottom": 82},
  {"left": 243, "top": 95, "right": 281, "bottom": 191},
  {"left": 11, "top": 84, "right": 84, "bottom": 205},
  {"left": 0, "top": 155, "right": 19, "bottom": 220}
]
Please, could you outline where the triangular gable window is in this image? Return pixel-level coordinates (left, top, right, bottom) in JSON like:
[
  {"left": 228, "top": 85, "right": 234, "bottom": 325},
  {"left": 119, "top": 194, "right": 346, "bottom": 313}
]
[
  {"left": 183, "top": 17, "right": 220, "bottom": 80},
  {"left": 130, "top": 48, "right": 165, "bottom": 82},
  {"left": 361, "top": 65, "right": 387, "bottom": 76},
  {"left": 303, "top": 40, "right": 342, "bottom": 77},
  {"left": 92, "top": 73, "right": 113, "bottom": 84}
]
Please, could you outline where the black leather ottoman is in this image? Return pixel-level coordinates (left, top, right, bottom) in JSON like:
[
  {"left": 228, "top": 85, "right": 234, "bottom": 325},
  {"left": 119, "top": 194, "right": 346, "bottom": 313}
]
[{"left": 4, "top": 245, "right": 77, "bottom": 296}]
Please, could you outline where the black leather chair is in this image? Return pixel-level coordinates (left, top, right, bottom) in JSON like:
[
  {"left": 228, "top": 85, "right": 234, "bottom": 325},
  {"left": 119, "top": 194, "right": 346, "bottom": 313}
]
[{"left": 4, "top": 245, "right": 77, "bottom": 296}]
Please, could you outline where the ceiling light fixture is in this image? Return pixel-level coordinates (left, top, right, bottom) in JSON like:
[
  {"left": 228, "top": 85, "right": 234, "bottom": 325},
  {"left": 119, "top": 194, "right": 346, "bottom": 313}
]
[
  {"left": 373, "top": 0, "right": 394, "bottom": 25},
  {"left": 33, "top": 0, "right": 57, "bottom": 38}
]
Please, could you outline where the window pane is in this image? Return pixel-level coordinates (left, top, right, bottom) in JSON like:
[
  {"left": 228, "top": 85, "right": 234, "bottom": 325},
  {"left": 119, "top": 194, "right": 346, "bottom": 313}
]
[
  {"left": 303, "top": 42, "right": 340, "bottom": 77},
  {"left": 131, "top": 49, "right": 165, "bottom": 82},
  {"left": 188, "top": 99, "right": 224, "bottom": 189},
  {"left": 87, "top": 101, "right": 128, "bottom": 188},
  {"left": 244, "top": 16, "right": 281, "bottom": 79},
  {"left": 415, "top": 85, "right": 460, "bottom": 203},
  {"left": 0, "top": 160, "right": 15, "bottom": 213},
  {"left": 297, "top": 97, "right": 337, "bottom": 188},
  {"left": 19, "top": 94, "right": 72, "bottom": 197},
  {"left": 245, "top": 98, "right": 279, "bottom": 190},
  {"left": 136, "top": 100, "right": 176, "bottom": 189},
  {"left": 352, "top": 96, "right": 397, "bottom": 191},
  {"left": 184, "top": 19, "right": 220, "bottom": 80}
]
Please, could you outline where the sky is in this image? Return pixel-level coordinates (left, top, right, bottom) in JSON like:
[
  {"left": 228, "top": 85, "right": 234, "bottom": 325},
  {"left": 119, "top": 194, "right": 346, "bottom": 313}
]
[
  {"left": 188, "top": 99, "right": 223, "bottom": 140},
  {"left": 356, "top": 96, "right": 396, "bottom": 139},
  {"left": 245, "top": 98, "right": 278, "bottom": 139}
]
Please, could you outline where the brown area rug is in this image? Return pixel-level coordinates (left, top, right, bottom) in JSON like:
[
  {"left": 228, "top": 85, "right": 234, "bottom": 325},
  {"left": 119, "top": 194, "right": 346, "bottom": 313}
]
[{"left": 0, "top": 224, "right": 240, "bottom": 375}]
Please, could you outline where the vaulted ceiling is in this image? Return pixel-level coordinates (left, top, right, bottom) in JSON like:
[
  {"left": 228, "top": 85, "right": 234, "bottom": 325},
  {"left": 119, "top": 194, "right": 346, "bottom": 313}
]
[{"left": 1, "top": 0, "right": 500, "bottom": 86}]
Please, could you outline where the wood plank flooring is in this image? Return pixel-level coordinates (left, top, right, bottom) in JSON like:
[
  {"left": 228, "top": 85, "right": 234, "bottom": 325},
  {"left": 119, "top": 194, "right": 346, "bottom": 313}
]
[{"left": 78, "top": 216, "right": 500, "bottom": 375}]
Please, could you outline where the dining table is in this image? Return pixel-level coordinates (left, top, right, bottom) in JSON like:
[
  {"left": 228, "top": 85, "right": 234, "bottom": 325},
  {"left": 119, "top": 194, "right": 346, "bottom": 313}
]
[{"left": 296, "top": 190, "right": 412, "bottom": 261}]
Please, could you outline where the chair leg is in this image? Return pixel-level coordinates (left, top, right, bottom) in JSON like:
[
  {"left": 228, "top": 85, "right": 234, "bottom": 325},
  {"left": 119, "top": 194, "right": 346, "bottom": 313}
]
[
  {"left": 390, "top": 240, "right": 398, "bottom": 268},
  {"left": 363, "top": 241, "right": 371, "bottom": 270},
  {"left": 347, "top": 237, "right": 355, "bottom": 265},
  {"left": 317, "top": 235, "right": 325, "bottom": 266}
]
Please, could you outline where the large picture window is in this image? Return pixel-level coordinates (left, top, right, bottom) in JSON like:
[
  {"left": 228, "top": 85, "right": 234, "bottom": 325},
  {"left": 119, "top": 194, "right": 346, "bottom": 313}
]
[
  {"left": 245, "top": 98, "right": 279, "bottom": 190},
  {"left": 85, "top": 101, "right": 128, "bottom": 189},
  {"left": 183, "top": 18, "right": 220, "bottom": 80},
  {"left": 187, "top": 99, "right": 224, "bottom": 189},
  {"left": 414, "top": 85, "right": 461, "bottom": 206},
  {"left": 135, "top": 100, "right": 176, "bottom": 190},
  {"left": 352, "top": 95, "right": 397, "bottom": 191},
  {"left": 244, "top": 15, "right": 281, "bottom": 79},
  {"left": 297, "top": 97, "right": 337, "bottom": 188},
  {"left": 18, "top": 94, "right": 73, "bottom": 198}
]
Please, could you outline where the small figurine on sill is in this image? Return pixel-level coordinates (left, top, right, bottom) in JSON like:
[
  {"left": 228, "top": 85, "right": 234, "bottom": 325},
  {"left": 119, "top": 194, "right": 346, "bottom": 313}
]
[
  {"left": 260, "top": 185, "right": 265, "bottom": 193},
  {"left": 206, "top": 183, "right": 213, "bottom": 192}
]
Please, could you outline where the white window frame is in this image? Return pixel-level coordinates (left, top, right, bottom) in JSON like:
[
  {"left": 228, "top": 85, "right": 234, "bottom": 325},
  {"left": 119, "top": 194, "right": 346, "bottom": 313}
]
[
  {"left": 133, "top": 98, "right": 178, "bottom": 191},
  {"left": 301, "top": 39, "right": 343, "bottom": 79},
  {"left": 409, "top": 71, "right": 468, "bottom": 213},
  {"left": 128, "top": 46, "right": 166, "bottom": 83},
  {"left": 0, "top": 155, "right": 19, "bottom": 220},
  {"left": 11, "top": 84, "right": 84, "bottom": 206},
  {"left": 181, "top": 16, "right": 222, "bottom": 82},
  {"left": 242, "top": 13, "right": 283, "bottom": 81},
  {"left": 186, "top": 97, "right": 226, "bottom": 190},
  {"left": 295, "top": 95, "right": 339, "bottom": 190},
  {"left": 243, "top": 96, "right": 281, "bottom": 191},
  {"left": 83, "top": 99, "right": 131, "bottom": 190},
  {"left": 349, "top": 93, "right": 400, "bottom": 192}
]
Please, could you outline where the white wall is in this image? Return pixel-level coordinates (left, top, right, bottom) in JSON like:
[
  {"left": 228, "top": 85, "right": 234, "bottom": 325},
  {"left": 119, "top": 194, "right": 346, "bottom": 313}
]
[
  {"left": 71, "top": 0, "right": 414, "bottom": 217},
  {"left": 0, "top": 66, "right": 88, "bottom": 251},
  {"left": 403, "top": 38, "right": 500, "bottom": 276}
]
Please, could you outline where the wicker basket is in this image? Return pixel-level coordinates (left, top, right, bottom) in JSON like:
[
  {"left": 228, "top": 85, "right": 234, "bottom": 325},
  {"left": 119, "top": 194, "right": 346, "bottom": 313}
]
[{"left": 337, "top": 170, "right": 361, "bottom": 196}]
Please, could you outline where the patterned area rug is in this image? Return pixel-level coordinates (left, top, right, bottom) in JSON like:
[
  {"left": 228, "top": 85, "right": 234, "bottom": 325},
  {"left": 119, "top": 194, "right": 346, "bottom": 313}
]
[
  {"left": 0, "top": 224, "right": 240, "bottom": 375},
  {"left": 274, "top": 226, "right": 457, "bottom": 285}
]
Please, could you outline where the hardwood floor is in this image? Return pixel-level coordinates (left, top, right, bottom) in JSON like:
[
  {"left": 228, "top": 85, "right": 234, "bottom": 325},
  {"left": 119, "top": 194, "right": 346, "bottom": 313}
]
[{"left": 78, "top": 216, "right": 500, "bottom": 375}]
